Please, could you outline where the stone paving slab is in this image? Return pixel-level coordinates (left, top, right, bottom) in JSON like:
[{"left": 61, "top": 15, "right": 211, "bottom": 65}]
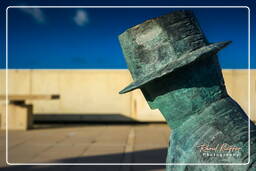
[{"left": 0, "top": 123, "right": 170, "bottom": 171}]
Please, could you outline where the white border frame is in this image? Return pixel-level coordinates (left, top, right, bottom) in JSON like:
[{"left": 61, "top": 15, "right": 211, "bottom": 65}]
[{"left": 5, "top": 6, "right": 251, "bottom": 166}]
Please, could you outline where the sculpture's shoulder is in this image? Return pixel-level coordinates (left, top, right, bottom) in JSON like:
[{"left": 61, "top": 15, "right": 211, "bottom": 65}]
[
  {"left": 166, "top": 96, "right": 256, "bottom": 170},
  {"left": 178, "top": 96, "right": 254, "bottom": 140}
]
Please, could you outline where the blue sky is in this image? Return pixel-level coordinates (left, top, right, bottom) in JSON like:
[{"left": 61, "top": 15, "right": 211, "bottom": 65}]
[{"left": 1, "top": 6, "right": 254, "bottom": 69}]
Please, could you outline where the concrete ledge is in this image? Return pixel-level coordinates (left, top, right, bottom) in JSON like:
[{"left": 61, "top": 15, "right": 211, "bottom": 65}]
[{"left": 0, "top": 104, "right": 33, "bottom": 130}]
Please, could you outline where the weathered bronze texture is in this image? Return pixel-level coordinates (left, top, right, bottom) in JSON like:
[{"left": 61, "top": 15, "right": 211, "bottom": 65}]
[
  {"left": 118, "top": 10, "right": 256, "bottom": 170},
  {"left": 118, "top": 10, "right": 230, "bottom": 94}
]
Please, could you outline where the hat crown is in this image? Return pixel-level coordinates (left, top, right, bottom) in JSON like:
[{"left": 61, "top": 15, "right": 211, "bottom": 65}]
[{"left": 119, "top": 10, "right": 208, "bottom": 81}]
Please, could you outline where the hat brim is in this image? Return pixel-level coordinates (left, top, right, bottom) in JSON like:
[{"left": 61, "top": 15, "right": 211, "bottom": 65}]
[{"left": 119, "top": 41, "right": 231, "bottom": 94}]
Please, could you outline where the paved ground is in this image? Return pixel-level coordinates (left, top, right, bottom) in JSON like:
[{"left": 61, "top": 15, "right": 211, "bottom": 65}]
[{"left": 0, "top": 123, "right": 170, "bottom": 171}]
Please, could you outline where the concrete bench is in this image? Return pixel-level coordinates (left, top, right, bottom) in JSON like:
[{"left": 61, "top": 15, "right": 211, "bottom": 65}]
[{"left": 0, "top": 94, "right": 60, "bottom": 130}]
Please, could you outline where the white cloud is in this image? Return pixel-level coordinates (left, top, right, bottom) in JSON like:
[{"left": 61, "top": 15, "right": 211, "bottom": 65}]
[
  {"left": 20, "top": 8, "right": 45, "bottom": 24},
  {"left": 73, "top": 10, "right": 88, "bottom": 26}
]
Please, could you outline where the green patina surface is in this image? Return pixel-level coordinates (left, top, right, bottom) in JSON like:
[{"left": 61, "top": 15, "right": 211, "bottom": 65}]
[
  {"left": 118, "top": 10, "right": 256, "bottom": 170},
  {"left": 141, "top": 55, "right": 256, "bottom": 170}
]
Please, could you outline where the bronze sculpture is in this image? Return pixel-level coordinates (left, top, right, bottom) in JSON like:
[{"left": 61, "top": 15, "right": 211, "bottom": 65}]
[{"left": 118, "top": 10, "right": 256, "bottom": 170}]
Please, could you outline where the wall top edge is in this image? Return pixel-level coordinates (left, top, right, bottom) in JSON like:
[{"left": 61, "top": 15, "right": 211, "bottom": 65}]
[{"left": 0, "top": 69, "right": 255, "bottom": 71}]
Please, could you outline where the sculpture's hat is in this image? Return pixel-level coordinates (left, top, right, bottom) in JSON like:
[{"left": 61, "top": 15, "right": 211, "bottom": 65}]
[{"left": 119, "top": 10, "right": 231, "bottom": 94}]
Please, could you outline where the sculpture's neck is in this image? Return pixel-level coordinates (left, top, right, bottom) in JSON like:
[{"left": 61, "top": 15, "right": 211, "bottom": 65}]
[
  {"left": 159, "top": 85, "right": 227, "bottom": 129},
  {"left": 156, "top": 55, "right": 228, "bottom": 129}
]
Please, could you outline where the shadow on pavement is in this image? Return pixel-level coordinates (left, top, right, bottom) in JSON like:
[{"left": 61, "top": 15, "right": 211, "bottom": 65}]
[{"left": 1, "top": 148, "right": 167, "bottom": 171}]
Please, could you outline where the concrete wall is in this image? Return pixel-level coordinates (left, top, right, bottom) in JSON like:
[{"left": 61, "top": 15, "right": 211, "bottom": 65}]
[{"left": 0, "top": 69, "right": 255, "bottom": 122}]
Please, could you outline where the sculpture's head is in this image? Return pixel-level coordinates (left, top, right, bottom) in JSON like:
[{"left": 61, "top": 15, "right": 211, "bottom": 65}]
[
  {"left": 138, "top": 54, "right": 228, "bottom": 127},
  {"left": 118, "top": 10, "right": 230, "bottom": 125}
]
